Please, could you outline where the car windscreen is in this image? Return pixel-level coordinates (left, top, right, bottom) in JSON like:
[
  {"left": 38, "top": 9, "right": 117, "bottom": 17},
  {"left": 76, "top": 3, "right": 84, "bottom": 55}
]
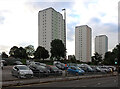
[
  {"left": 35, "top": 62, "right": 41, "bottom": 65},
  {"left": 17, "top": 66, "right": 29, "bottom": 70},
  {"left": 76, "top": 67, "right": 82, "bottom": 70},
  {"left": 37, "top": 66, "right": 47, "bottom": 70},
  {"left": 51, "top": 66, "right": 58, "bottom": 70}
]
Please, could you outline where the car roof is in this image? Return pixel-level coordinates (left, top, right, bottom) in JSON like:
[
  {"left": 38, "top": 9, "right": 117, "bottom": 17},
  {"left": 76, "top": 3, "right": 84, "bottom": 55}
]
[
  {"left": 14, "top": 65, "right": 27, "bottom": 67},
  {"left": 69, "top": 66, "right": 76, "bottom": 67}
]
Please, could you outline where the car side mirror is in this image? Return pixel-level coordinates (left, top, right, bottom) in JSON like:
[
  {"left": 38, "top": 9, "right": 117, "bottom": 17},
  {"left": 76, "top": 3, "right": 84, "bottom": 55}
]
[{"left": 14, "top": 67, "right": 19, "bottom": 71}]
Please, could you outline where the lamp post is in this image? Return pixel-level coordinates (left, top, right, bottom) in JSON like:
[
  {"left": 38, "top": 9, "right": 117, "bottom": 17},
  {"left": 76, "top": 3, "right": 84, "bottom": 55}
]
[
  {"left": 62, "top": 9, "right": 67, "bottom": 76},
  {"left": 62, "top": 8, "right": 66, "bottom": 58}
]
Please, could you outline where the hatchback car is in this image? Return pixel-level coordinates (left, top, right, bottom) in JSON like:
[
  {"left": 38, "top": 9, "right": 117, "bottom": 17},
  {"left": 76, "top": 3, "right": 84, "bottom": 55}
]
[
  {"left": 29, "top": 62, "right": 46, "bottom": 67},
  {"left": 67, "top": 66, "right": 85, "bottom": 75},
  {"left": 77, "top": 64, "right": 94, "bottom": 72},
  {"left": 29, "top": 64, "right": 50, "bottom": 77},
  {"left": 13, "top": 61, "right": 23, "bottom": 65},
  {"left": 46, "top": 65, "right": 62, "bottom": 76},
  {"left": 91, "top": 66, "right": 106, "bottom": 73},
  {"left": 12, "top": 65, "right": 33, "bottom": 78},
  {"left": 55, "top": 63, "right": 66, "bottom": 70}
]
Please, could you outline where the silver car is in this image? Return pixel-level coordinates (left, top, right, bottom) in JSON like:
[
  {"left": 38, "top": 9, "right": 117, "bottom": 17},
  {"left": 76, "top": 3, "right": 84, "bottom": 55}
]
[{"left": 12, "top": 65, "right": 33, "bottom": 78}]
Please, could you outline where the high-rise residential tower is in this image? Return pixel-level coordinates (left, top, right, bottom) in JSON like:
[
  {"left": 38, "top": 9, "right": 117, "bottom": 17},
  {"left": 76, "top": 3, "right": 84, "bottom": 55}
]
[
  {"left": 38, "top": 7, "right": 65, "bottom": 57},
  {"left": 95, "top": 35, "right": 108, "bottom": 59},
  {"left": 75, "top": 25, "right": 92, "bottom": 62}
]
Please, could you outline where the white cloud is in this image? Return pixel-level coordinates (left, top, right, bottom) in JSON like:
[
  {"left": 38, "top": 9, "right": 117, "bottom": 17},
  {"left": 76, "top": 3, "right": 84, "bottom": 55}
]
[
  {"left": 0, "top": 0, "right": 118, "bottom": 57},
  {"left": 0, "top": 0, "right": 38, "bottom": 53}
]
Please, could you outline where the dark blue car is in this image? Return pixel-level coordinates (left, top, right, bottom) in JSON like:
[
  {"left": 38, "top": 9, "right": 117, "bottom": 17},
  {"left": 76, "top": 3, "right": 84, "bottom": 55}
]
[{"left": 67, "top": 66, "right": 85, "bottom": 75}]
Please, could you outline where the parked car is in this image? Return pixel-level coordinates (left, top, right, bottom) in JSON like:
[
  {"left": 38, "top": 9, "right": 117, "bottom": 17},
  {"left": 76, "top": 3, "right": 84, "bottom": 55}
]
[
  {"left": 67, "top": 66, "right": 85, "bottom": 75},
  {"left": 46, "top": 65, "right": 62, "bottom": 76},
  {"left": 77, "top": 64, "right": 94, "bottom": 72},
  {"left": 29, "top": 64, "right": 49, "bottom": 77},
  {"left": 1, "top": 60, "right": 7, "bottom": 66},
  {"left": 54, "top": 63, "right": 66, "bottom": 70},
  {"left": 67, "top": 63, "right": 77, "bottom": 66},
  {"left": 29, "top": 62, "right": 46, "bottom": 67},
  {"left": 98, "top": 66, "right": 112, "bottom": 73},
  {"left": 53, "top": 61, "right": 61, "bottom": 65},
  {"left": 11, "top": 65, "right": 33, "bottom": 78},
  {"left": 91, "top": 66, "right": 106, "bottom": 73},
  {"left": 13, "top": 61, "right": 23, "bottom": 65}
]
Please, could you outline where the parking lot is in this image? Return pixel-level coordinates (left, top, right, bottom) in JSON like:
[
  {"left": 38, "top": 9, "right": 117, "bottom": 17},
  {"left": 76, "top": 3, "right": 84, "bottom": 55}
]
[
  {"left": 2, "top": 65, "right": 114, "bottom": 81},
  {"left": 2, "top": 66, "right": 66, "bottom": 81},
  {"left": 2, "top": 66, "right": 18, "bottom": 81}
]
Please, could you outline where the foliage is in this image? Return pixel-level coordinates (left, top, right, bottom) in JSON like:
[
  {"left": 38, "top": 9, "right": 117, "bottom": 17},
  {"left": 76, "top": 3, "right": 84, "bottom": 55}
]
[
  {"left": 34, "top": 46, "right": 49, "bottom": 60},
  {"left": 103, "top": 43, "right": 120, "bottom": 65},
  {"left": 9, "top": 46, "right": 18, "bottom": 57},
  {"left": 103, "top": 51, "right": 115, "bottom": 65},
  {"left": 1, "top": 52, "right": 8, "bottom": 58},
  {"left": 9, "top": 46, "right": 28, "bottom": 59},
  {"left": 21, "top": 59, "right": 26, "bottom": 64},
  {"left": 19, "top": 47, "right": 28, "bottom": 59},
  {"left": 25, "top": 45, "right": 35, "bottom": 58},
  {"left": 68, "top": 55, "right": 77, "bottom": 63},
  {"left": 91, "top": 52, "right": 102, "bottom": 65},
  {"left": 50, "top": 39, "right": 66, "bottom": 61}
]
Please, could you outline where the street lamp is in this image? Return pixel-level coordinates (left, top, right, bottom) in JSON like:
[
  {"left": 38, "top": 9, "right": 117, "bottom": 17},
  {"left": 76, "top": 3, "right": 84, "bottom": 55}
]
[
  {"left": 62, "top": 8, "right": 66, "bottom": 49},
  {"left": 62, "top": 9, "right": 67, "bottom": 76}
]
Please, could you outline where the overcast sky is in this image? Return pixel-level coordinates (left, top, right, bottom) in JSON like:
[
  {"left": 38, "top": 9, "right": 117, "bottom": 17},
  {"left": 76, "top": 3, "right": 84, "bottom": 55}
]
[{"left": 0, "top": 0, "right": 119, "bottom": 56}]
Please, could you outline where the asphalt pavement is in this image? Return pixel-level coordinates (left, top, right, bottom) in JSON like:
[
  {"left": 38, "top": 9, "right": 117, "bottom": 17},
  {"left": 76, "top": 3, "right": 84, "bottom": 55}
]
[{"left": 2, "top": 76, "right": 118, "bottom": 89}]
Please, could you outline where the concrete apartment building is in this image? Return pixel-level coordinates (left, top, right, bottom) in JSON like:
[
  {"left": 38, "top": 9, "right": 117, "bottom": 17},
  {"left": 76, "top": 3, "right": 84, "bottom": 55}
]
[
  {"left": 95, "top": 35, "right": 108, "bottom": 59},
  {"left": 75, "top": 25, "right": 92, "bottom": 62},
  {"left": 38, "top": 7, "right": 65, "bottom": 57}
]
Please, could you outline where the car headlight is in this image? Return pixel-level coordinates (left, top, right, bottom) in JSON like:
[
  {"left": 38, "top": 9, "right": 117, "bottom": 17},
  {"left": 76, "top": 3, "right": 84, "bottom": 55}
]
[
  {"left": 39, "top": 70, "right": 44, "bottom": 72},
  {"left": 19, "top": 71, "right": 25, "bottom": 74}
]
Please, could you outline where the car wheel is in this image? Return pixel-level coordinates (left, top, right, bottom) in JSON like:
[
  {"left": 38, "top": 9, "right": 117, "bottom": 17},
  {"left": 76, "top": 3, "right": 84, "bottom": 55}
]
[
  {"left": 18, "top": 75, "right": 21, "bottom": 79},
  {"left": 17, "top": 73, "right": 21, "bottom": 79}
]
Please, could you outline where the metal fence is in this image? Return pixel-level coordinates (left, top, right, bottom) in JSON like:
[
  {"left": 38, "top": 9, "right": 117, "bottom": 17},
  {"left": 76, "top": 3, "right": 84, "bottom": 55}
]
[{"left": 2, "top": 66, "right": 116, "bottom": 87}]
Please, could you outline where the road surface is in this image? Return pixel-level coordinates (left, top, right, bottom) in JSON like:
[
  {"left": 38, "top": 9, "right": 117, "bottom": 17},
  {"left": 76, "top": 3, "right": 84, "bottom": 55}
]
[{"left": 3, "top": 76, "right": 118, "bottom": 89}]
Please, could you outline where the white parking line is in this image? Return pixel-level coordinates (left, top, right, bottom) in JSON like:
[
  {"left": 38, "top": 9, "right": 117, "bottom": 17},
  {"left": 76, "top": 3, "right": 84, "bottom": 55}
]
[
  {"left": 82, "top": 86, "right": 87, "bottom": 87},
  {"left": 97, "top": 83, "right": 101, "bottom": 85}
]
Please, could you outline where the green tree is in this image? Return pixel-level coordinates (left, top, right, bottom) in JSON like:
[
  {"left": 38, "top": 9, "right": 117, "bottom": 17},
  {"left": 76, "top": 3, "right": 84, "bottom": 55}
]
[
  {"left": 34, "top": 46, "right": 49, "bottom": 60},
  {"left": 50, "top": 39, "right": 66, "bottom": 61},
  {"left": 41, "top": 48, "right": 49, "bottom": 61},
  {"left": 9, "top": 46, "right": 18, "bottom": 57},
  {"left": 112, "top": 44, "right": 120, "bottom": 65},
  {"left": 9, "top": 46, "right": 27, "bottom": 59},
  {"left": 1, "top": 52, "right": 8, "bottom": 58},
  {"left": 25, "top": 45, "right": 35, "bottom": 58},
  {"left": 91, "top": 52, "right": 102, "bottom": 65},
  {"left": 103, "top": 44, "right": 120, "bottom": 65},
  {"left": 19, "top": 47, "right": 28, "bottom": 59},
  {"left": 68, "top": 55, "right": 76, "bottom": 63},
  {"left": 117, "top": 44, "right": 120, "bottom": 65},
  {"left": 103, "top": 51, "right": 115, "bottom": 65}
]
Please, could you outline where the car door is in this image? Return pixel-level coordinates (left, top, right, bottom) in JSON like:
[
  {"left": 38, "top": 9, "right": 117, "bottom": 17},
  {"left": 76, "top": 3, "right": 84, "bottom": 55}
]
[
  {"left": 70, "top": 67, "right": 76, "bottom": 74},
  {"left": 12, "top": 66, "right": 19, "bottom": 76}
]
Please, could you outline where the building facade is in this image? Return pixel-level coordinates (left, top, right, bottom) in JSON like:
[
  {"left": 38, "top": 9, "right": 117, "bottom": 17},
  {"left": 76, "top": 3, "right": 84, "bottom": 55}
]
[
  {"left": 95, "top": 35, "right": 108, "bottom": 59},
  {"left": 75, "top": 25, "right": 92, "bottom": 62},
  {"left": 38, "top": 7, "right": 65, "bottom": 57}
]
